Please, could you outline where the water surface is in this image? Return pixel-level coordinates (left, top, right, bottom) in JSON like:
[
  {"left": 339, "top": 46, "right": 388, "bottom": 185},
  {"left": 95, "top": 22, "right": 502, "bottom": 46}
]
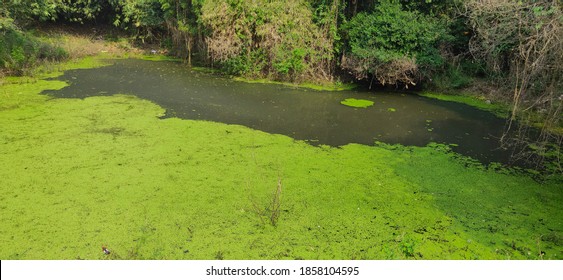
[{"left": 44, "top": 59, "right": 516, "bottom": 165}]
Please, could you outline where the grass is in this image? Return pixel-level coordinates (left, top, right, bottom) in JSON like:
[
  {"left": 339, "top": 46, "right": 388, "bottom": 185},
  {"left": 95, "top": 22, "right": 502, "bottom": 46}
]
[
  {"left": 33, "top": 28, "right": 142, "bottom": 60},
  {"left": 0, "top": 56, "right": 561, "bottom": 260},
  {"left": 1, "top": 26, "right": 145, "bottom": 80}
]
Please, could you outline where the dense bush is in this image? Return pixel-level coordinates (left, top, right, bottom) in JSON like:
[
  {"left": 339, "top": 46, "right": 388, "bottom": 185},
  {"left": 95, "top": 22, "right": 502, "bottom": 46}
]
[
  {"left": 2, "top": 0, "right": 112, "bottom": 25},
  {"left": 200, "top": 0, "right": 334, "bottom": 81},
  {"left": 0, "top": 22, "right": 67, "bottom": 75},
  {"left": 342, "top": 0, "right": 447, "bottom": 86},
  {"left": 113, "top": 0, "right": 166, "bottom": 38},
  {"left": 465, "top": 0, "right": 562, "bottom": 169}
]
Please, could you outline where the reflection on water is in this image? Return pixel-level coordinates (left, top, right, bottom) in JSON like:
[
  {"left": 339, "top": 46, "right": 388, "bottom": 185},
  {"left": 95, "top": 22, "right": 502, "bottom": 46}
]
[{"left": 45, "top": 59, "right": 517, "bottom": 165}]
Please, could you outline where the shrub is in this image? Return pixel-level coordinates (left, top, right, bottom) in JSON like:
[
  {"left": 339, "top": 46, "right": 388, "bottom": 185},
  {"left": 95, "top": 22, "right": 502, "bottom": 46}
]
[
  {"left": 200, "top": 0, "right": 334, "bottom": 81},
  {"left": 342, "top": 0, "right": 446, "bottom": 86},
  {"left": 0, "top": 25, "right": 68, "bottom": 75},
  {"left": 464, "top": 0, "right": 562, "bottom": 171}
]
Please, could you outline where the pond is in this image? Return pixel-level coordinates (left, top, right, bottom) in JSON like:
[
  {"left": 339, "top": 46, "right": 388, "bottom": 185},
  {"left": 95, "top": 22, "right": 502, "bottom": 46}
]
[{"left": 44, "top": 59, "right": 516, "bottom": 165}]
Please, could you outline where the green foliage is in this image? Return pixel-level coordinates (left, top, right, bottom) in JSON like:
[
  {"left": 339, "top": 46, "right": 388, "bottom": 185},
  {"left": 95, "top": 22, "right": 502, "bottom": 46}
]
[
  {"left": 0, "top": 25, "right": 68, "bottom": 75},
  {"left": 56, "top": 0, "right": 108, "bottom": 23},
  {"left": 464, "top": 0, "right": 562, "bottom": 167},
  {"left": 10, "top": 46, "right": 25, "bottom": 66},
  {"left": 447, "top": 16, "right": 472, "bottom": 56},
  {"left": 222, "top": 49, "right": 267, "bottom": 77},
  {"left": 273, "top": 48, "right": 306, "bottom": 77},
  {"left": 3, "top": 0, "right": 114, "bottom": 25},
  {"left": 2, "top": 0, "right": 58, "bottom": 24},
  {"left": 201, "top": 0, "right": 334, "bottom": 81},
  {"left": 465, "top": 0, "right": 561, "bottom": 81},
  {"left": 444, "top": 68, "right": 471, "bottom": 89},
  {"left": 342, "top": 0, "right": 447, "bottom": 85},
  {"left": 223, "top": 55, "right": 250, "bottom": 76},
  {"left": 0, "top": 15, "right": 15, "bottom": 30},
  {"left": 0, "top": 0, "right": 471, "bottom": 87},
  {"left": 400, "top": 0, "right": 462, "bottom": 16},
  {"left": 345, "top": 1, "right": 444, "bottom": 62},
  {"left": 115, "top": 0, "right": 164, "bottom": 29},
  {"left": 431, "top": 65, "right": 473, "bottom": 90}
]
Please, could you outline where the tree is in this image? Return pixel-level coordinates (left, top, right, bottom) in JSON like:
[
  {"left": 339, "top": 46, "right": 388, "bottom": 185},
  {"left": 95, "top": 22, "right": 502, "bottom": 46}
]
[{"left": 160, "top": 0, "right": 203, "bottom": 66}]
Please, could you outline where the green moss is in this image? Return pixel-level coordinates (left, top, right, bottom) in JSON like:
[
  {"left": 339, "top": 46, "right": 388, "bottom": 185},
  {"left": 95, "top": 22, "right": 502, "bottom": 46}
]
[
  {"left": 420, "top": 92, "right": 509, "bottom": 118},
  {"left": 340, "top": 98, "right": 374, "bottom": 108},
  {"left": 141, "top": 55, "right": 182, "bottom": 62},
  {"left": 0, "top": 58, "right": 561, "bottom": 260},
  {"left": 233, "top": 77, "right": 356, "bottom": 91}
]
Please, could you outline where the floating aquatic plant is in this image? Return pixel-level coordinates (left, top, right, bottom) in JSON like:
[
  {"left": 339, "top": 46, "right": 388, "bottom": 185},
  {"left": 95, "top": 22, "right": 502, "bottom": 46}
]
[{"left": 340, "top": 98, "right": 374, "bottom": 108}]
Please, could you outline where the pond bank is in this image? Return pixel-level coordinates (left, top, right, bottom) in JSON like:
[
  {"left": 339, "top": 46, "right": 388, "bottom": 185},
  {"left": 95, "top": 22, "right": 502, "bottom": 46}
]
[{"left": 419, "top": 92, "right": 510, "bottom": 119}]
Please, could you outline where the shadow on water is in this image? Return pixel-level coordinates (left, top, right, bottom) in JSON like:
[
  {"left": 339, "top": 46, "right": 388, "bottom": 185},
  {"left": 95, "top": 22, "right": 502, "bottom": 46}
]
[{"left": 44, "top": 59, "right": 522, "bottom": 166}]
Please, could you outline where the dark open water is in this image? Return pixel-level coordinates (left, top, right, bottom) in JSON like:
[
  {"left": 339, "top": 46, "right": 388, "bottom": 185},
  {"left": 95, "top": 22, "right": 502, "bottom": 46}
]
[{"left": 44, "top": 59, "right": 523, "bottom": 165}]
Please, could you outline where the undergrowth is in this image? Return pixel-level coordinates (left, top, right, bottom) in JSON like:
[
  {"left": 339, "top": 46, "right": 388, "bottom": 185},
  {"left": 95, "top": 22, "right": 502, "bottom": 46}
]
[
  {"left": 0, "top": 25, "right": 67, "bottom": 76},
  {"left": 1, "top": 24, "right": 143, "bottom": 78}
]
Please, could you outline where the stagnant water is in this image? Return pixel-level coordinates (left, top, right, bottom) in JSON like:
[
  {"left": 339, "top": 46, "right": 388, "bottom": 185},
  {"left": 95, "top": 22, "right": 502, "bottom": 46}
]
[{"left": 44, "top": 59, "right": 518, "bottom": 165}]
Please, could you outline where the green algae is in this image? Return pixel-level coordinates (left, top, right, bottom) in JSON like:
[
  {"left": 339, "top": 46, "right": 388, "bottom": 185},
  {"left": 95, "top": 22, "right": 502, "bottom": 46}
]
[
  {"left": 0, "top": 56, "right": 113, "bottom": 111},
  {"left": 141, "top": 54, "right": 182, "bottom": 62},
  {"left": 420, "top": 92, "right": 563, "bottom": 137},
  {"left": 340, "top": 98, "right": 374, "bottom": 108},
  {"left": 18, "top": 55, "right": 113, "bottom": 81},
  {"left": 387, "top": 143, "right": 563, "bottom": 260},
  {"left": 420, "top": 92, "right": 509, "bottom": 118},
  {"left": 0, "top": 59, "right": 561, "bottom": 260},
  {"left": 233, "top": 77, "right": 356, "bottom": 91}
]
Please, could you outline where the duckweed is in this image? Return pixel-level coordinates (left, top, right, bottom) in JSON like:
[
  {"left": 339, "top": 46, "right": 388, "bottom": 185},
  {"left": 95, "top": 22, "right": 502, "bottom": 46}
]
[
  {"left": 0, "top": 57, "right": 561, "bottom": 260},
  {"left": 340, "top": 98, "right": 374, "bottom": 108}
]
